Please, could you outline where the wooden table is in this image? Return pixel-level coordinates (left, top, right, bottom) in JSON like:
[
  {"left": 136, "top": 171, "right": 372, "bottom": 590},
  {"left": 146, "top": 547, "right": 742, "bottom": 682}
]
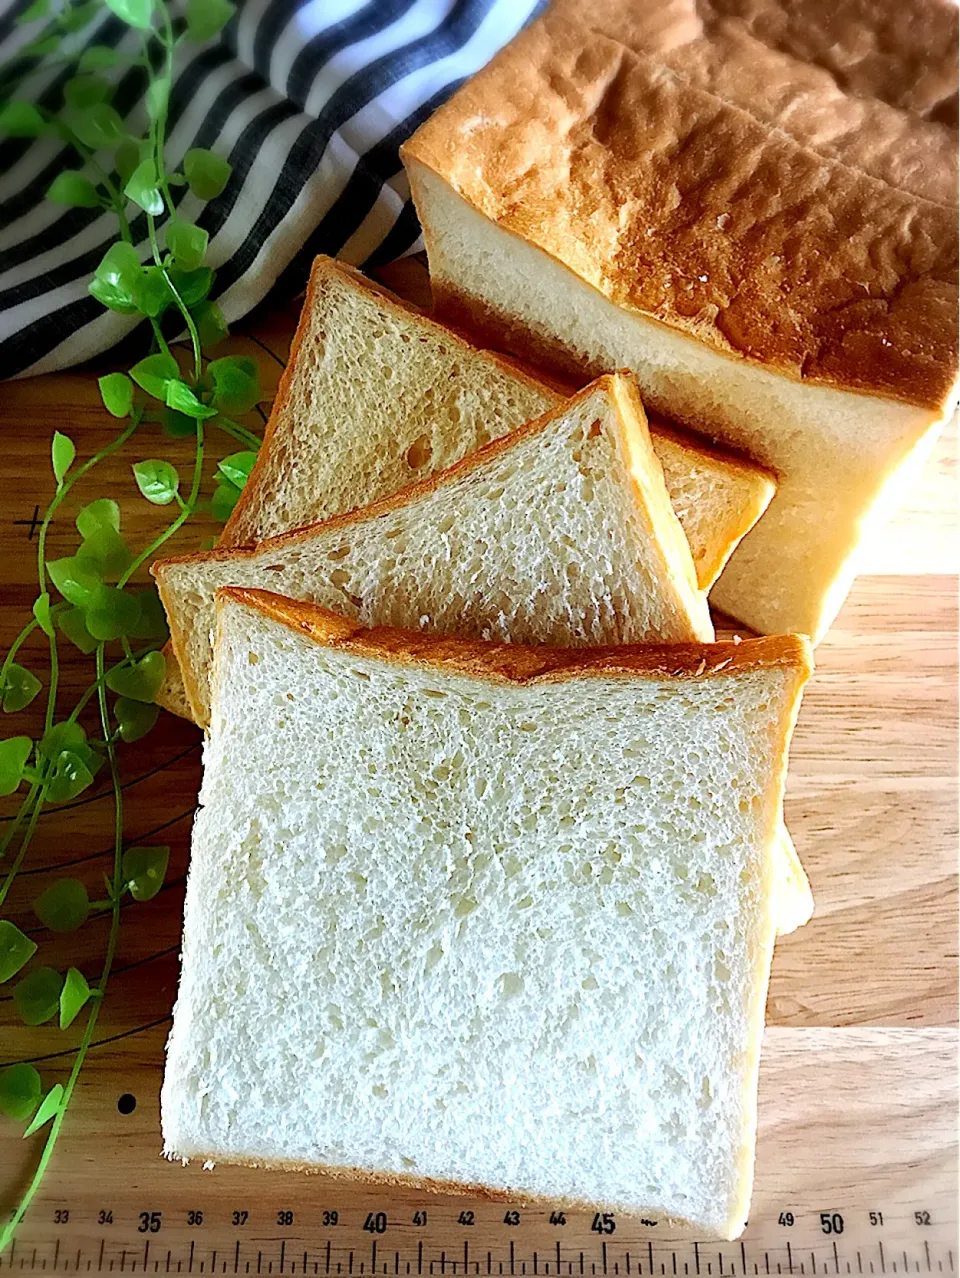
[{"left": 1, "top": 263, "right": 956, "bottom": 1274}]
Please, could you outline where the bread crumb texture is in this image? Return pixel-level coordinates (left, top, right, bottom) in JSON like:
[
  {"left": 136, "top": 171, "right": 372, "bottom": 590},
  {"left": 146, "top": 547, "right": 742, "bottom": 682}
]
[{"left": 162, "top": 599, "right": 808, "bottom": 1236}]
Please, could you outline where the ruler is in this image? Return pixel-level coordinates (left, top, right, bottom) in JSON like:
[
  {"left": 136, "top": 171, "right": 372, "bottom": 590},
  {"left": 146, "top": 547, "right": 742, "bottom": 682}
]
[{"left": 1, "top": 1202, "right": 954, "bottom": 1278}]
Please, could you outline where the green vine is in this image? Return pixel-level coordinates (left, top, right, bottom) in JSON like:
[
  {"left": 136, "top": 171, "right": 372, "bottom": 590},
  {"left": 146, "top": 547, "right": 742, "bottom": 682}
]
[{"left": 0, "top": 0, "right": 261, "bottom": 1246}]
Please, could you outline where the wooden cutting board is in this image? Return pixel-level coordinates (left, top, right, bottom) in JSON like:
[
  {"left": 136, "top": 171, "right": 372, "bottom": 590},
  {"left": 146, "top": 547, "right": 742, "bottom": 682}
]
[{"left": 1, "top": 261, "right": 957, "bottom": 1270}]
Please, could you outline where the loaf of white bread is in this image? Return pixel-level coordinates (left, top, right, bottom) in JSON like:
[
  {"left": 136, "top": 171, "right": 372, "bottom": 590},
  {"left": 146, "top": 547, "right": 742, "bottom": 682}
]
[
  {"left": 162, "top": 587, "right": 813, "bottom": 1238},
  {"left": 156, "top": 256, "right": 775, "bottom": 719},
  {"left": 401, "top": 0, "right": 959, "bottom": 643}
]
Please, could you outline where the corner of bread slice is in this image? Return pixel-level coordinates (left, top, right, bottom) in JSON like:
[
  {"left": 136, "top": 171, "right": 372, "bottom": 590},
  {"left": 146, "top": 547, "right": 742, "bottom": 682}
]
[
  {"left": 153, "top": 641, "right": 196, "bottom": 724},
  {"left": 647, "top": 417, "right": 777, "bottom": 591},
  {"left": 604, "top": 372, "right": 714, "bottom": 641},
  {"left": 774, "top": 827, "right": 814, "bottom": 936}
]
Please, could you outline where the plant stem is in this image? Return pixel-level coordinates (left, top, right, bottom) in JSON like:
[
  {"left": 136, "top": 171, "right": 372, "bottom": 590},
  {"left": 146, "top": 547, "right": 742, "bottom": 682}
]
[
  {"left": 0, "top": 650, "right": 125, "bottom": 1254},
  {"left": 0, "top": 618, "right": 41, "bottom": 696},
  {"left": 0, "top": 785, "right": 45, "bottom": 909},
  {"left": 67, "top": 642, "right": 161, "bottom": 723},
  {"left": 0, "top": 783, "right": 41, "bottom": 861},
  {"left": 215, "top": 416, "right": 261, "bottom": 451},
  {"left": 119, "top": 420, "right": 205, "bottom": 586}
]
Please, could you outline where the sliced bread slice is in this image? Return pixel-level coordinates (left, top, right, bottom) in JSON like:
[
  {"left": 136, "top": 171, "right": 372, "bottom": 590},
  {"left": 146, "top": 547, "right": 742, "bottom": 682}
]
[
  {"left": 221, "top": 256, "right": 775, "bottom": 591},
  {"left": 161, "top": 586, "right": 813, "bottom": 1237},
  {"left": 154, "top": 374, "right": 714, "bottom": 726}
]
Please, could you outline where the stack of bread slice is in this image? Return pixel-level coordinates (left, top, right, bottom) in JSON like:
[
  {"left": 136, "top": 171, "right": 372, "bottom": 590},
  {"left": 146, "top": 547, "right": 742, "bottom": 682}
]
[{"left": 157, "top": 256, "right": 814, "bottom": 1239}]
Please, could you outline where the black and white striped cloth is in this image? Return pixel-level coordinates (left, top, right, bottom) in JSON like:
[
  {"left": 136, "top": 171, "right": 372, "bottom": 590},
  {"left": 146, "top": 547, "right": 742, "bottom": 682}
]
[{"left": 0, "top": 0, "right": 543, "bottom": 378}]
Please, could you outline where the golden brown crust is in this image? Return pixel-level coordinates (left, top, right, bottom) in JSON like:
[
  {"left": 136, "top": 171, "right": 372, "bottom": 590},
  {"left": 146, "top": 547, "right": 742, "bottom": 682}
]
[
  {"left": 402, "top": 0, "right": 958, "bottom": 410},
  {"left": 220, "top": 256, "right": 574, "bottom": 548},
  {"left": 218, "top": 586, "right": 814, "bottom": 685}
]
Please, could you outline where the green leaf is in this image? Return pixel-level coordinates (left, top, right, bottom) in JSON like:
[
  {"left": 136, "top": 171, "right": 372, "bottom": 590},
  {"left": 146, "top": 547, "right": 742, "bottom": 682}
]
[
  {"left": 57, "top": 606, "right": 99, "bottom": 655},
  {"left": 16, "top": 0, "right": 51, "bottom": 21},
  {"left": 165, "top": 380, "right": 216, "bottom": 420},
  {"left": 39, "top": 720, "right": 86, "bottom": 759},
  {"left": 115, "top": 696, "right": 159, "bottom": 743},
  {"left": 89, "top": 274, "right": 138, "bottom": 314},
  {"left": 168, "top": 265, "right": 212, "bottom": 307},
  {"left": 185, "top": 0, "right": 233, "bottom": 41},
  {"left": 29, "top": 33, "right": 58, "bottom": 54},
  {"left": 47, "top": 171, "right": 101, "bottom": 208},
  {"left": 114, "top": 137, "right": 140, "bottom": 185},
  {"left": 33, "top": 593, "right": 54, "bottom": 638},
  {"left": 162, "top": 408, "right": 198, "bottom": 438},
  {"left": 0, "top": 101, "right": 47, "bottom": 137},
  {"left": 14, "top": 967, "right": 63, "bottom": 1026},
  {"left": 126, "top": 589, "right": 168, "bottom": 641},
  {"left": 77, "top": 497, "right": 122, "bottom": 541},
  {"left": 106, "top": 651, "right": 165, "bottom": 703},
  {"left": 98, "top": 372, "right": 134, "bottom": 418},
  {"left": 0, "top": 921, "right": 38, "bottom": 983},
  {"left": 130, "top": 352, "right": 179, "bottom": 400},
  {"left": 47, "top": 555, "right": 102, "bottom": 607},
  {"left": 208, "top": 356, "right": 260, "bottom": 415},
  {"left": 59, "top": 967, "right": 95, "bottom": 1029},
  {"left": 60, "top": 0, "right": 100, "bottom": 32},
  {"left": 165, "top": 218, "right": 208, "bottom": 272},
  {"left": 183, "top": 147, "right": 231, "bottom": 200},
  {"left": 78, "top": 45, "right": 122, "bottom": 71},
  {"left": 34, "top": 879, "right": 89, "bottom": 933},
  {"left": 146, "top": 75, "right": 169, "bottom": 123},
  {"left": 133, "top": 264, "right": 173, "bottom": 318},
  {"left": 122, "top": 845, "right": 169, "bottom": 901},
  {"left": 69, "top": 102, "right": 125, "bottom": 150},
  {"left": 1, "top": 663, "right": 42, "bottom": 713},
  {"left": 89, "top": 241, "right": 142, "bottom": 314},
  {"left": 104, "top": 0, "right": 154, "bottom": 30},
  {"left": 23, "top": 1083, "right": 64, "bottom": 1138},
  {"left": 0, "top": 737, "right": 33, "bottom": 796},
  {"left": 124, "top": 159, "right": 163, "bottom": 216},
  {"left": 77, "top": 526, "right": 130, "bottom": 579},
  {"left": 211, "top": 478, "right": 241, "bottom": 522},
  {"left": 51, "top": 431, "right": 75, "bottom": 484},
  {"left": 217, "top": 450, "right": 257, "bottom": 490},
  {"left": 64, "top": 75, "right": 112, "bottom": 110},
  {"left": 0, "top": 1064, "right": 42, "bottom": 1122},
  {"left": 84, "top": 586, "right": 142, "bottom": 642},
  {"left": 133, "top": 458, "right": 179, "bottom": 505},
  {"left": 46, "top": 749, "right": 96, "bottom": 803},
  {"left": 192, "top": 299, "right": 228, "bottom": 350}
]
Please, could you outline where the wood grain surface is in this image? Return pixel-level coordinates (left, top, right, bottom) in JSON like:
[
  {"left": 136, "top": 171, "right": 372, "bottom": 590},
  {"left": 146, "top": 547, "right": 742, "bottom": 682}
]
[{"left": 1, "top": 262, "right": 957, "bottom": 1260}]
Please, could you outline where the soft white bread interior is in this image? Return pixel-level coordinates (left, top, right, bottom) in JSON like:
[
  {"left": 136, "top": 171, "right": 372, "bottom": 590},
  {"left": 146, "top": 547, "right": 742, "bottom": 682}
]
[
  {"left": 161, "top": 587, "right": 813, "bottom": 1237},
  {"left": 221, "top": 256, "right": 774, "bottom": 590},
  {"left": 154, "top": 374, "right": 714, "bottom": 726},
  {"left": 404, "top": 158, "right": 953, "bottom": 645}
]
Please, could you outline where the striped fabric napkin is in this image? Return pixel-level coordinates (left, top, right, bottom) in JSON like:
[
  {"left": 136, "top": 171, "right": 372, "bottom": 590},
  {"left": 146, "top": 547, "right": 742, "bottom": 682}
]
[{"left": 0, "top": 0, "right": 542, "bottom": 377}]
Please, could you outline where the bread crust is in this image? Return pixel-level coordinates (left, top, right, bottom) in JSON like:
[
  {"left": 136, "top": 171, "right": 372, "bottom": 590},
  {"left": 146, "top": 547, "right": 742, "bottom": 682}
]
[
  {"left": 401, "top": 0, "right": 958, "bottom": 410},
  {"left": 161, "top": 1150, "right": 712, "bottom": 1235},
  {"left": 217, "top": 586, "right": 813, "bottom": 685}
]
